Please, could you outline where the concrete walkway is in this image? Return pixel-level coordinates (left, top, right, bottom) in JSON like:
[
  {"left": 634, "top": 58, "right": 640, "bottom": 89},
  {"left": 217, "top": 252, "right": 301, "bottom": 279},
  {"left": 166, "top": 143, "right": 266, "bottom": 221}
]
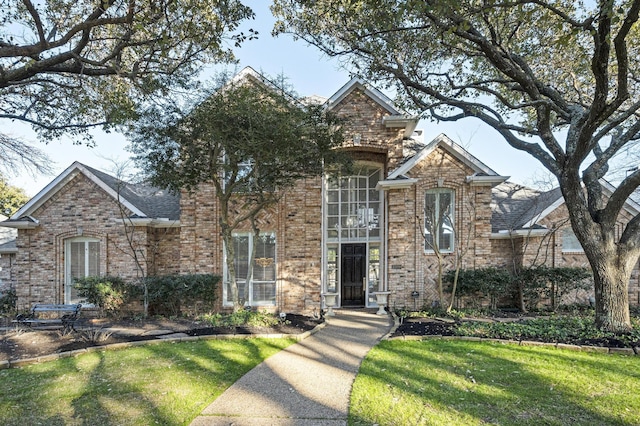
[{"left": 190, "top": 309, "right": 392, "bottom": 426}]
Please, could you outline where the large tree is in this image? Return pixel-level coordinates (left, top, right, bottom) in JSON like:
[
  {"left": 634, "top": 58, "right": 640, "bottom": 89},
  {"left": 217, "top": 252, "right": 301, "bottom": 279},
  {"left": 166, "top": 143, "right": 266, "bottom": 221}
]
[
  {"left": 273, "top": 0, "right": 640, "bottom": 331},
  {"left": 0, "top": 0, "right": 253, "bottom": 174},
  {"left": 129, "top": 72, "right": 348, "bottom": 311}
]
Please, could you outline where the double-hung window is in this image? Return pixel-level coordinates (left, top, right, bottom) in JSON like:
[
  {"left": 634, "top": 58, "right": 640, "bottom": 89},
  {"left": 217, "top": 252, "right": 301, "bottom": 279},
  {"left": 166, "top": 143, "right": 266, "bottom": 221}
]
[
  {"left": 225, "top": 232, "right": 276, "bottom": 306},
  {"left": 424, "top": 189, "right": 455, "bottom": 253},
  {"left": 65, "top": 237, "right": 100, "bottom": 303}
]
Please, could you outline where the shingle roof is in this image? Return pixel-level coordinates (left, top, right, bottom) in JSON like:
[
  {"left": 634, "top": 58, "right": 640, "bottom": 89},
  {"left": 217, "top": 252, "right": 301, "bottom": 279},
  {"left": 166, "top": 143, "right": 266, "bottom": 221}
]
[
  {"left": 491, "top": 182, "right": 562, "bottom": 232},
  {"left": 82, "top": 164, "right": 180, "bottom": 220}
]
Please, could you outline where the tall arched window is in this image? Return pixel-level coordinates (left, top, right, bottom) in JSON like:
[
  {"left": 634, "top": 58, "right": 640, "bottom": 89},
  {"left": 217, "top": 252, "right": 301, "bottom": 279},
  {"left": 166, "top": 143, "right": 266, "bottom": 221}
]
[
  {"left": 424, "top": 189, "right": 455, "bottom": 253},
  {"left": 65, "top": 237, "right": 100, "bottom": 303}
]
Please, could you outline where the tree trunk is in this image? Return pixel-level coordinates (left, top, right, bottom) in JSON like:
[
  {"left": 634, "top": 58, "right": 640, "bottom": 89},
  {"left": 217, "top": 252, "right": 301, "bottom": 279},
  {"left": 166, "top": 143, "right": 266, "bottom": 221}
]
[
  {"left": 222, "top": 226, "right": 242, "bottom": 313},
  {"left": 591, "top": 255, "right": 632, "bottom": 333},
  {"left": 560, "top": 174, "right": 635, "bottom": 333}
]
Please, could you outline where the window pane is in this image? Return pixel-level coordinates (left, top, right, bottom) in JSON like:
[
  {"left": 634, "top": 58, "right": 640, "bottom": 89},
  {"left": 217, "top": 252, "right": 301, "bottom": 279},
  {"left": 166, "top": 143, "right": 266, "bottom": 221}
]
[
  {"left": 425, "top": 189, "right": 454, "bottom": 252},
  {"left": 233, "top": 236, "right": 249, "bottom": 280},
  {"left": 88, "top": 242, "right": 100, "bottom": 276},
  {"left": 252, "top": 281, "right": 275, "bottom": 303},
  {"left": 70, "top": 242, "right": 84, "bottom": 279},
  {"left": 326, "top": 246, "right": 338, "bottom": 293},
  {"left": 325, "top": 166, "right": 383, "bottom": 240},
  {"left": 226, "top": 233, "right": 276, "bottom": 305},
  {"left": 562, "top": 228, "right": 583, "bottom": 252}
]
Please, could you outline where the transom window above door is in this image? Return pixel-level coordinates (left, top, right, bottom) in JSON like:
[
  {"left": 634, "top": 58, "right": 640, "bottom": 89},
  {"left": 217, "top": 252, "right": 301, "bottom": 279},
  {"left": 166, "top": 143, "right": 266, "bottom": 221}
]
[{"left": 326, "top": 165, "right": 382, "bottom": 241}]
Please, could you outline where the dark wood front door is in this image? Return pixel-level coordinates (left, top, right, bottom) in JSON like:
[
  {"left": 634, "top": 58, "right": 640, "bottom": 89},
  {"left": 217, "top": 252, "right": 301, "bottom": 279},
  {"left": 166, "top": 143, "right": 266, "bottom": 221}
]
[{"left": 341, "top": 244, "right": 366, "bottom": 306}]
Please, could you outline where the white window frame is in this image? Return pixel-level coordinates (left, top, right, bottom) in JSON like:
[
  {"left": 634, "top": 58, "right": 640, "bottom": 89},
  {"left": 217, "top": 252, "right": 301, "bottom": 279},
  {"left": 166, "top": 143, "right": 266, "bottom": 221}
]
[
  {"left": 64, "top": 237, "right": 101, "bottom": 304},
  {"left": 223, "top": 231, "right": 277, "bottom": 307},
  {"left": 424, "top": 188, "right": 455, "bottom": 253}
]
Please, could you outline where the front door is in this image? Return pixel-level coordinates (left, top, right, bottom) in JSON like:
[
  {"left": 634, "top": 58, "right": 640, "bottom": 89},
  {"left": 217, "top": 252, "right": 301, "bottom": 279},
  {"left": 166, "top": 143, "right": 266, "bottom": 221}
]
[{"left": 341, "top": 244, "right": 366, "bottom": 306}]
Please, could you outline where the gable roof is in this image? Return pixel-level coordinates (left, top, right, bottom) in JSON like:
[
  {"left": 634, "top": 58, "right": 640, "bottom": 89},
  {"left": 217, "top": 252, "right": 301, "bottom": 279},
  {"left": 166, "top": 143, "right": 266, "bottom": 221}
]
[
  {"left": 491, "top": 179, "right": 640, "bottom": 235},
  {"left": 325, "top": 77, "right": 419, "bottom": 137},
  {"left": 491, "top": 183, "right": 562, "bottom": 233},
  {"left": 1, "top": 162, "right": 180, "bottom": 229},
  {"left": 326, "top": 77, "right": 401, "bottom": 115},
  {"left": 388, "top": 133, "right": 509, "bottom": 184}
]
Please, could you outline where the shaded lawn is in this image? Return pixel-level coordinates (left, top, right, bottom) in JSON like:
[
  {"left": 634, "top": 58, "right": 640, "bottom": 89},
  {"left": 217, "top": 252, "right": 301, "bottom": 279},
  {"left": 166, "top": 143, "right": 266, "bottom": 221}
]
[
  {"left": 0, "top": 338, "right": 295, "bottom": 426},
  {"left": 350, "top": 340, "right": 640, "bottom": 426}
]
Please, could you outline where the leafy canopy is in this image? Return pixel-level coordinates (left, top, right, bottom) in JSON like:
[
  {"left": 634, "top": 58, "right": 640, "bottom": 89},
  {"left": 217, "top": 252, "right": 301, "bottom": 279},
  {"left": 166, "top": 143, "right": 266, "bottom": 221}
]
[
  {"left": 130, "top": 73, "right": 348, "bottom": 198},
  {"left": 0, "top": 0, "right": 254, "bottom": 145}
]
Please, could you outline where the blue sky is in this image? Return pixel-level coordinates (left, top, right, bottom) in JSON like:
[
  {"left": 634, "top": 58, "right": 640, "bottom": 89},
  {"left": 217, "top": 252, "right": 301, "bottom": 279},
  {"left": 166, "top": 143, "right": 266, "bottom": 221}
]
[{"left": 7, "top": 1, "right": 546, "bottom": 196}]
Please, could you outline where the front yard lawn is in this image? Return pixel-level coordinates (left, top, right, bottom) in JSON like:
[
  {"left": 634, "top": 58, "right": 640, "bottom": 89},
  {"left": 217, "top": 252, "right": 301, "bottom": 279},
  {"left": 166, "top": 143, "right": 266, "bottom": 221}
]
[
  {"left": 350, "top": 339, "right": 640, "bottom": 426},
  {"left": 0, "top": 337, "right": 295, "bottom": 425}
]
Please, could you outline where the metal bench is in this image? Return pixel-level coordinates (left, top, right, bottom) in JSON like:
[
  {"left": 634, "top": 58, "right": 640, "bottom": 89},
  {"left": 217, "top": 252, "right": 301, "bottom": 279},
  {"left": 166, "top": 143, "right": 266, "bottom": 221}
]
[{"left": 13, "top": 303, "right": 83, "bottom": 333}]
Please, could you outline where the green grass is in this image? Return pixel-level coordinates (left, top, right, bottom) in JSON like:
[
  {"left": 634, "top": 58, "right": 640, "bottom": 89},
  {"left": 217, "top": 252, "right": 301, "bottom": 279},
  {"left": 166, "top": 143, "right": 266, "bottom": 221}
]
[
  {"left": 350, "top": 339, "right": 640, "bottom": 426},
  {"left": 0, "top": 338, "right": 294, "bottom": 425}
]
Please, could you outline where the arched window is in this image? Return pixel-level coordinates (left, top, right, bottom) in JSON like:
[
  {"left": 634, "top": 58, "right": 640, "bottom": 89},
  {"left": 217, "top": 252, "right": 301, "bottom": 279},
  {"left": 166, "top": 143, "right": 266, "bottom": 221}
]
[{"left": 424, "top": 189, "right": 455, "bottom": 253}]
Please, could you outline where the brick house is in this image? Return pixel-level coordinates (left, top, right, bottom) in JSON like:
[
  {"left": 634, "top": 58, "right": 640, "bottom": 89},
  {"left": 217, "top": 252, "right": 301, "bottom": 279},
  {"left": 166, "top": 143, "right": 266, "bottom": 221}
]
[{"left": 2, "top": 68, "right": 639, "bottom": 312}]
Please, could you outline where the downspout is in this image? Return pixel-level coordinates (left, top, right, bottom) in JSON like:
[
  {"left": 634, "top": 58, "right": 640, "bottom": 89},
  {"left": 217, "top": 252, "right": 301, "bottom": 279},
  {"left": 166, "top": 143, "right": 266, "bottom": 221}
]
[
  {"left": 414, "top": 183, "right": 419, "bottom": 311},
  {"left": 320, "top": 174, "right": 327, "bottom": 301},
  {"left": 383, "top": 188, "right": 389, "bottom": 294}
]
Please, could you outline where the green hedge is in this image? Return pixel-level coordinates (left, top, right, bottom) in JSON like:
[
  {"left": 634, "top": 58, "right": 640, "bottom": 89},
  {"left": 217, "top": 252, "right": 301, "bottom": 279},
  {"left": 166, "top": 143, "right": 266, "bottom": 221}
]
[
  {"left": 445, "top": 266, "right": 592, "bottom": 310},
  {"left": 74, "top": 276, "right": 141, "bottom": 316},
  {"left": 144, "top": 274, "right": 219, "bottom": 316},
  {"left": 0, "top": 288, "right": 16, "bottom": 315},
  {"left": 75, "top": 274, "right": 220, "bottom": 317}
]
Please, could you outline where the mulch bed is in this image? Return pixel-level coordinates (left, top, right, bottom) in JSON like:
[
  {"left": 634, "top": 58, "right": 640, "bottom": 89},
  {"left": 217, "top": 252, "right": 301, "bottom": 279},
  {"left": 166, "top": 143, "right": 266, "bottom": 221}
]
[
  {"left": 391, "top": 316, "right": 640, "bottom": 349},
  {"left": 392, "top": 317, "right": 456, "bottom": 337},
  {"left": 0, "top": 314, "right": 322, "bottom": 362}
]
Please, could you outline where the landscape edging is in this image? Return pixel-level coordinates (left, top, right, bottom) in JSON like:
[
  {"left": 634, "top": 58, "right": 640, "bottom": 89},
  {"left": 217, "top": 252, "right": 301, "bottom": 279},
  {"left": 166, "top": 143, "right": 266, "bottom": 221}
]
[
  {"left": 383, "top": 313, "right": 639, "bottom": 356},
  {"left": 0, "top": 321, "right": 327, "bottom": 370}
]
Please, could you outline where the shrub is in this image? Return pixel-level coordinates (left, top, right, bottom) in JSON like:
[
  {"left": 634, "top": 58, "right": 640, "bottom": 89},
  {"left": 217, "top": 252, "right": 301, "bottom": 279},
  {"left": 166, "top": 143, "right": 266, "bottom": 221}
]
[
  {"left": 74, "top": 276, "right": 138, "bottom": 316},
  {"left": 519, "top": 266, "right": 592, "bottom": 311},
  {"left": 0, "top": 288, "right": 16, "bottom": 315},
  {"left": 199, "top": 310, "right": 280, "bottom": 327},
  {"left": 144, "top": 274, "right": 219, "bottom": 316},
  {"left": 445, "top": 267, "right": 514, "bottom": 309}
]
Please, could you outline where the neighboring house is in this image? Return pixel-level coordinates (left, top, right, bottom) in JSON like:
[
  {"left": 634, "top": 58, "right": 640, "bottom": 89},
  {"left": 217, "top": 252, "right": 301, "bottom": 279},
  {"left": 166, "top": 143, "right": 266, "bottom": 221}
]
[{"left": 1, "top": 68, "right": 639, "bottom": 312}]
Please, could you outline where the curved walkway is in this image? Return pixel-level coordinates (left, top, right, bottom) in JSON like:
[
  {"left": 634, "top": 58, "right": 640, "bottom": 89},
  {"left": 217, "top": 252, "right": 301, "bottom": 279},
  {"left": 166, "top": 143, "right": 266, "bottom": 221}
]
[{"left": 190, "top": 309, "right": 392, "bottom": 426}]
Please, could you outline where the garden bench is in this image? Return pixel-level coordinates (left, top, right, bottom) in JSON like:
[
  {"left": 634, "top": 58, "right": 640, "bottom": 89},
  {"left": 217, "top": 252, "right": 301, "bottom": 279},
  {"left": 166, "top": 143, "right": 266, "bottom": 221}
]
[{"left": 13, "top": 303, "right": 83, "bottom": 333}]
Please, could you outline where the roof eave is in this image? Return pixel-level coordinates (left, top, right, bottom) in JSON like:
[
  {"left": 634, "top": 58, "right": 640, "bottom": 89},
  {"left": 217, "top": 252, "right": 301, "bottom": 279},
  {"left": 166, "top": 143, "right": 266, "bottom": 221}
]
[
  {"left": 113, "top": 218, "right": 181, "bottom": 228},
  {"left": 376, "top": 178, "right": 419, "bottom": 190},
  {"left": 382, "top": 115, "right": 420, "bottom": 137},
  {"left": 490, "top": 229, "right": 550, "bottom": 239},
  {"left": 466, "top": 175, "right": 510, "bottom": 187},
  {"left": 0, "top": 221, "right": 39, "bottom": 229}
]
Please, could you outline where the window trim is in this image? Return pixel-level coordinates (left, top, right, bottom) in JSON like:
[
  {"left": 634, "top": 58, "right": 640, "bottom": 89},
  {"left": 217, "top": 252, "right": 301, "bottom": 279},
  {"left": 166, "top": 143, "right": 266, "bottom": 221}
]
[
  {"left": 223, "top": 231, "right": 277, "bottom": 307},
  {"left": 64, "top": 237, "right": 101, "bottom": 304},
  {"left": 424, "top": 188, "right": 455, "bottom": 254}
]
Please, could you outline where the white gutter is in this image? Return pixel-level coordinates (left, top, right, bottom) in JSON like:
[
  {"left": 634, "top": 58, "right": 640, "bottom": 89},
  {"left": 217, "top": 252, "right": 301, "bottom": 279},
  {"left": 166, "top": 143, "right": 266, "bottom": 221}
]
[
  {"left": 376, "top": 178, "right": 418, "bottom": 190},
  {"left": 466, "top": 174, "right": 510, "bottom": 187},
  {"left": 490, "top": 229, "right": 550, "bottom": 239},
  {"left": 0, "top": 216, "right": 40, "bottom": 229},
  {"left": 382, "top": 115, "right": 420, "bottom": 138},
  {"left": 113, "top": 218, "right": 181, "bottom": 228}
]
